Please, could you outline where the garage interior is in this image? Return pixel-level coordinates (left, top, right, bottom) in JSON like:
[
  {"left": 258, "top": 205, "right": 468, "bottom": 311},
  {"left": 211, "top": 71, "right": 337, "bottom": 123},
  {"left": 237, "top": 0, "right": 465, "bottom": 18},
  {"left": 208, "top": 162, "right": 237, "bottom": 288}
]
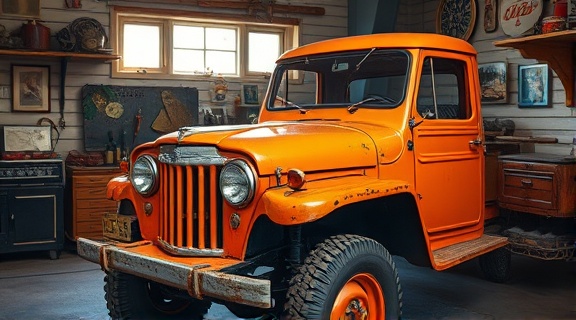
[{"left": 0, "top": 0, "right": 575, "bottom": 319}]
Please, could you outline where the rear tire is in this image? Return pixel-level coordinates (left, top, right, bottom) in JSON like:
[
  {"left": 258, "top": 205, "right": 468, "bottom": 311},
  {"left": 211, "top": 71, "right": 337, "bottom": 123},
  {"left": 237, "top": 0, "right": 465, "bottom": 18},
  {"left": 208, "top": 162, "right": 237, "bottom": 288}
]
[
  {"left": 479, "top": 247, "right": 511, "bottom": 283},
  {"left": 283, "top": 234, "right": 402, "bottom": 319},
  {"left": 104, "top": 271, "right": 211, "bottom": 320}
]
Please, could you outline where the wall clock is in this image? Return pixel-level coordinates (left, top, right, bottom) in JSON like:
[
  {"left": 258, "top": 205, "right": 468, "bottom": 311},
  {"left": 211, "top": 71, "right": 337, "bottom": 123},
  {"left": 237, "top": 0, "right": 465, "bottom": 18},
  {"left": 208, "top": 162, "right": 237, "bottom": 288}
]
[{"left": 436, "top": 0, "right": 477, "bottom": 41}]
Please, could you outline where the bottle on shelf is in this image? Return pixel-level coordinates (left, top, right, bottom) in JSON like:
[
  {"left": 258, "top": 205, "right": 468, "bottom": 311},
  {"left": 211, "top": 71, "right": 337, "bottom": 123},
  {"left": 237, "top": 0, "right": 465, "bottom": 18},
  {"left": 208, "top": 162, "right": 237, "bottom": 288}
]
[{"left": 106, "top": 131, "right": 117, "bottom": 165}]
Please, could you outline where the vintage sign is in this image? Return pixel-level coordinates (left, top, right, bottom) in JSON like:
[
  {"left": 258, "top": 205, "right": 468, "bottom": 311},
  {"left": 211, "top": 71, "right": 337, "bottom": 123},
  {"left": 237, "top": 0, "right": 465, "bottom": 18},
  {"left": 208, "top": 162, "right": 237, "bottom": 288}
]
[{"left": 500, "top": 0, "right": 543, "bottom": 36}]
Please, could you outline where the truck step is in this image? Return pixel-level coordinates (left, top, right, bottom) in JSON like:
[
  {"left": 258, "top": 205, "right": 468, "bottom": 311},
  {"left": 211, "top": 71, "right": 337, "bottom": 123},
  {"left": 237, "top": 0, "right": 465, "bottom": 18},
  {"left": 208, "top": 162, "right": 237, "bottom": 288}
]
[{"left": 432, "top": 234, "right": 508, "bottom": 270}]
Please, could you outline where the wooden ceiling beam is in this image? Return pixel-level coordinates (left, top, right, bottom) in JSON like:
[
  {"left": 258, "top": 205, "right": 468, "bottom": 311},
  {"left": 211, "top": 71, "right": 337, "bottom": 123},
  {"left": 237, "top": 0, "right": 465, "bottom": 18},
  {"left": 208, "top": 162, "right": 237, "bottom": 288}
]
[{"left": 118, "top": 0, "right": 325, "bottom": 16}]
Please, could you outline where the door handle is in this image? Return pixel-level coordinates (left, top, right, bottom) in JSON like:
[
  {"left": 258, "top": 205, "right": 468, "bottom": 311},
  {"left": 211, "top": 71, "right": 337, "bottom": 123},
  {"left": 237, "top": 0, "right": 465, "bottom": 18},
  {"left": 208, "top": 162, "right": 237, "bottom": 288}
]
[{"left": 469, "top": 139, "right": 482, "bottom": 146}]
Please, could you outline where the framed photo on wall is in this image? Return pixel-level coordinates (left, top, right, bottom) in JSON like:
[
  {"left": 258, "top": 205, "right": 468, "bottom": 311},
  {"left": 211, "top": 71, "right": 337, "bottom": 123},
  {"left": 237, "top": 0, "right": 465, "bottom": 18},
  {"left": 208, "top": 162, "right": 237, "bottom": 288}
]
[
  {"left": 0, "top": 0, "right": 41, "bottom": 18},
  {"left": 478, "top": 62, "right": 507, "bottom": 104},
  {"left": 241, "top": 84, "right": 261, "bottom": 105},
  {"left": 11, "top": 64, "right": 51, "bottom": 112},
  {"left": 518, "top": 63, "right": 550, "bottom": 108}
]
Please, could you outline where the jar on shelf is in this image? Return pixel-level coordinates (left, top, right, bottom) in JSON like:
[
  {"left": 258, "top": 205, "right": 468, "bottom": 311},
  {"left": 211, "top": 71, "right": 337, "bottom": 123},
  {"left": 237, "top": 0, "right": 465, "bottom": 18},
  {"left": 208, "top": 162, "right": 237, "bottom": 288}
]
[{"left": 541, "top": 16, "right": 566, "bottom": 34}]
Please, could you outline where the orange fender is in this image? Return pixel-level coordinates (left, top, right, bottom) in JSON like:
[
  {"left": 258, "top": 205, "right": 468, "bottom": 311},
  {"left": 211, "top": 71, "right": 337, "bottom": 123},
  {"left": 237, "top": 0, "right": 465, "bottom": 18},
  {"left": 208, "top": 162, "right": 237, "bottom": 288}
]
[{"left": 261, "top": 176, "right": 414, "bottom": 225}]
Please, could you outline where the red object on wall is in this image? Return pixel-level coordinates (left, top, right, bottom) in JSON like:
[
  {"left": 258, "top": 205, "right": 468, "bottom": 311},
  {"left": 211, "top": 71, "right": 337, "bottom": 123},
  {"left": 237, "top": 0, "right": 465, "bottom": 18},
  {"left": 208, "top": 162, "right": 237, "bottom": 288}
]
[
  {"left": 554, "top": 0, "right": 567, "bottom": 17},
  {"left": 22, "top": 20, "right": 51, "bottom": 50}
]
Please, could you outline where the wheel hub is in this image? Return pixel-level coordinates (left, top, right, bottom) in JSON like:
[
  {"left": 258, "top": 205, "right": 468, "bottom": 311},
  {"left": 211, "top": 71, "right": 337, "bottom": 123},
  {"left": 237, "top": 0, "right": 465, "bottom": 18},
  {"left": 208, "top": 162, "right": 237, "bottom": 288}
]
[{"left": 331, "top": 273, "right": 384, "bottom": 320}]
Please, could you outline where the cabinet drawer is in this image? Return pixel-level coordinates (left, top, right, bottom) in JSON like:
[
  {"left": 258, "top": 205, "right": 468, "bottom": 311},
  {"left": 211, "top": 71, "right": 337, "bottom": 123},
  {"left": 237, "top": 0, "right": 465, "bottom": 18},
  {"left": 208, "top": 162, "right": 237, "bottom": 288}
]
[
  {"left": 74, "top": 186, "right": 108, "bottom": 200},
  {"left": 74, "top": 174, "right": 118, "bottom": 187},
  {"left": 76, "top": 207, "right": 116, "bottom": 222},
  {"left": 76, "top": 198, "right": 118, "bottom": 210},
  {"left": 498, "top": 158, "right": 576, "bottom": 217},
  {"left": 76, "top": 221, "right": 103, "bottom": 238},
  {"left": 499, "top": 163, "right": 557, "bottom": 211}
]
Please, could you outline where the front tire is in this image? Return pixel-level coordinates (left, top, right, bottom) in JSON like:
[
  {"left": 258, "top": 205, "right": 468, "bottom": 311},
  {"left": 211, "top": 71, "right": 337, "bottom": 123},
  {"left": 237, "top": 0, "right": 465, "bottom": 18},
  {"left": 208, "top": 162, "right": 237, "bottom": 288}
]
[
  {"left": 283, "top": 234, "right": 402, "bottom": 320},
  {"left": 104, "top": 271, "right": 211, "bottom": 320}
]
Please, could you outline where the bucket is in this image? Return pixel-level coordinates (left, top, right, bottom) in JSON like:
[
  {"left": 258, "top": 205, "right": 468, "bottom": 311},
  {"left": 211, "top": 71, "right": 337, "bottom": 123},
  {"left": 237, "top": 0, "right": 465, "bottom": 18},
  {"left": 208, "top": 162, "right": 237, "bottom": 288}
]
[{"left": 22, "top": 20, "right": 51, "bottom": 50}]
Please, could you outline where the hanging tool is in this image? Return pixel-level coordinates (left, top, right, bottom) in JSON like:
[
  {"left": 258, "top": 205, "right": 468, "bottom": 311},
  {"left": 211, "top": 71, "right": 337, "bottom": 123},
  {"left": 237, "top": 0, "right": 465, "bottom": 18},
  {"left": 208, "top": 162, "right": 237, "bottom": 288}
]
[{"left": 133, "top": 108, "right": 142, "bottom": 148}]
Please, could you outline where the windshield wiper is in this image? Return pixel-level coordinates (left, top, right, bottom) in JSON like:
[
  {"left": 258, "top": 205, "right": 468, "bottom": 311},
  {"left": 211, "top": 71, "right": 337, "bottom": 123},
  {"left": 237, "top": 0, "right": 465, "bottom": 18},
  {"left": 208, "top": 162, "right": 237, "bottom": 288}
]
[
  {"left": 347, "top": 96, "right": 396, "bottom": 114},
  {"left": 355, "top": 48, "right": 376, "bottom": 71},
  {"left": 285, "top": 101, "right": 309, "bottom": 114}
]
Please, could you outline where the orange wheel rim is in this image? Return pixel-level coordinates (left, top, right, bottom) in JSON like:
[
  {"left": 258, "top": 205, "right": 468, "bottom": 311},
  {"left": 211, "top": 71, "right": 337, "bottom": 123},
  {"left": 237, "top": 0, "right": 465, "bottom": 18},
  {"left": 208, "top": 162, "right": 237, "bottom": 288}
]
[{"left": 331, "top": 273, "right": 384, "bottom": 320}]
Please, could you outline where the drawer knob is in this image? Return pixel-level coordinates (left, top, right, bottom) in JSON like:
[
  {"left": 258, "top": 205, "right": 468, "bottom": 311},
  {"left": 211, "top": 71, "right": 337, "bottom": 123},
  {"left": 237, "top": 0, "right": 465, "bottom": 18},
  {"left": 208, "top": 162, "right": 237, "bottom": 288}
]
[{"left": 521, "top": 179, "right": 533, "bottom": 186}]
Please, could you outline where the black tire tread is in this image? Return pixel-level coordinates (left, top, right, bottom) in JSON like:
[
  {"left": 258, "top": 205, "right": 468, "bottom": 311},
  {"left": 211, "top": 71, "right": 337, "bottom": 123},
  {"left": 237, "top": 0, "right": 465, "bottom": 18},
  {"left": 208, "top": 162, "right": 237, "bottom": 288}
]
[
  {"left": 283, "top": 234, "right": 402, "bottom": 319},
  {"left": 104, "top": 270, "right": 210, "bottom": 320}
]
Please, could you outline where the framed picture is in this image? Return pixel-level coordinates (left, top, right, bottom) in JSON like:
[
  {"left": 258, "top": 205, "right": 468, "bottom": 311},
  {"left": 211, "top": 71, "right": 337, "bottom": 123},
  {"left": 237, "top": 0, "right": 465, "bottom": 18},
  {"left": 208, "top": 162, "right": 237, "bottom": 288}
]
[
  {"left": 0, "top": 0, "right": 41, "bottom": 18},
  {"left": 11, "top": 64, "right": 51, "bottom": 113},
  {"left": 518, "top": 63, "right": 550, "bottom": 108},
  {"left": 478, "top": 62, "right": 507, "bottom": 104},
  {"left": 2, "top": 125, "right": 52, "bottom": 151},
  {"left": 241, "top": 84, "right": 260, "bottom": 105}
]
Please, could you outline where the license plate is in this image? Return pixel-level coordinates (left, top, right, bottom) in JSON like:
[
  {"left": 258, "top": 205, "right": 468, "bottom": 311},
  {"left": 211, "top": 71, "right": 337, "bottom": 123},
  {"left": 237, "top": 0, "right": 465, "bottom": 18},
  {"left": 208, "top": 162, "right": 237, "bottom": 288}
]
[{"left": 103, "top": 213, "right": 135, "bottom": 242}]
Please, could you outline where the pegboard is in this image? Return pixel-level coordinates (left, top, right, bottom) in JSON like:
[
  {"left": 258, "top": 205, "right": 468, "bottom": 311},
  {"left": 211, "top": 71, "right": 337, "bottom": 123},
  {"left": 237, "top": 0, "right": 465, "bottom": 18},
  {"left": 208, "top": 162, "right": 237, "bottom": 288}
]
[{"left": 82, "top": 85, "right": 199, "bottom": 152}]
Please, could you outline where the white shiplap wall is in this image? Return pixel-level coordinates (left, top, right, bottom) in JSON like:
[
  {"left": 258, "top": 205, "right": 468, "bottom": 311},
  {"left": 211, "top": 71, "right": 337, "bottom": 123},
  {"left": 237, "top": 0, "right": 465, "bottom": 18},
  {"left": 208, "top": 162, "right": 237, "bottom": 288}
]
[
  {"left": 0, "top": 0, "right": 347, "bottom": 155},
  {"left": 396, "top": 0, "right": 575, "bottom": 155}
]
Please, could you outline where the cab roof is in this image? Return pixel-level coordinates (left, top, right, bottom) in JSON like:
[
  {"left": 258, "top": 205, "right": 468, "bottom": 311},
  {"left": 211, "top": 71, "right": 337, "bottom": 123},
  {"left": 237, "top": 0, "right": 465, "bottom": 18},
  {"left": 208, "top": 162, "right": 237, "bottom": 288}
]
[{"left": 278, "top": 33, "right": 477, "bottom": 61}]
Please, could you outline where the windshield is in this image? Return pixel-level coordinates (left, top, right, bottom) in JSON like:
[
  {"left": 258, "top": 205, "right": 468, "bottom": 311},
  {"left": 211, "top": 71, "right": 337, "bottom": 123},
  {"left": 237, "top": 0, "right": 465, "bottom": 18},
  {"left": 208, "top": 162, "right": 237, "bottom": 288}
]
[{"left": 267, "top": 49, "right": 409, "bottom": 111}]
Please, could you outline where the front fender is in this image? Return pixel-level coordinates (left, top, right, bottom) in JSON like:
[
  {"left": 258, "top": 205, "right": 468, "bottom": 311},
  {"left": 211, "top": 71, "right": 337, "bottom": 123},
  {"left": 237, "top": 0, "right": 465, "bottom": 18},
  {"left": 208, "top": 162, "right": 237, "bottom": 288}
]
[
  {"left": 107, "top": 174, "right": 133, "bottom": 200},
  {"left": 261, "top": 176, "right": 414, "bottom": 225}
]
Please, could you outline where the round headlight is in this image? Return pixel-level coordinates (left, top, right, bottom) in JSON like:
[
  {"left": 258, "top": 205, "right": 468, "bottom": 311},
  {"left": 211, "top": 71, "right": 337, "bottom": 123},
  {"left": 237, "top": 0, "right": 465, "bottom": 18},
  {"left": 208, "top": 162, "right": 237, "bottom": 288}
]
[
  {"left": 220, "top": 160, "right": 255, "bottom": 207},
  {"left": 131, "top": 155, "right": 158, "bottom": 196}
]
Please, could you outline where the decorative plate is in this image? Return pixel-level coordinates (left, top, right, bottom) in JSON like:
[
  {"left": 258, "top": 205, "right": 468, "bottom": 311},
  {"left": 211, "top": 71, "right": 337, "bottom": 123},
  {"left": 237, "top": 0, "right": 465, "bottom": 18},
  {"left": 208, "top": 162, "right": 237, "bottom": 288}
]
[
  {"left": 499, "top": 0, "right": 542, "bottom": 37},
  {"left": 436, "top": 0, "right": 477, "bottom": 40}
]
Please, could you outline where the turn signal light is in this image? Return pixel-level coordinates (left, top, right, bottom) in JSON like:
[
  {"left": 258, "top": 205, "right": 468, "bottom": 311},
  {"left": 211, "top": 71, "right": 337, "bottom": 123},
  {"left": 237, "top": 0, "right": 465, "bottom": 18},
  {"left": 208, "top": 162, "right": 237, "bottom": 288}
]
[
  {"left": 119, "top": 160, "right": 129, "bottom": 173},
  {"left": 287, "top": 169, "right": 306, "bottom": 190}
]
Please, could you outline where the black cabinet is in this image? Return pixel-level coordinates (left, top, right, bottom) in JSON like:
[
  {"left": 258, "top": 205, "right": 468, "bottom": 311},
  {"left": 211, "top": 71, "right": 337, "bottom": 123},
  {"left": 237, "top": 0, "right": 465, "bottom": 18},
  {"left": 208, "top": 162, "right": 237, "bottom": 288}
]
[
  {"left": 0, "top": 186, "right": 64, "bottom": 259},
  {"left": 0, "top": 160, "right": 65, "bottom": 259}
]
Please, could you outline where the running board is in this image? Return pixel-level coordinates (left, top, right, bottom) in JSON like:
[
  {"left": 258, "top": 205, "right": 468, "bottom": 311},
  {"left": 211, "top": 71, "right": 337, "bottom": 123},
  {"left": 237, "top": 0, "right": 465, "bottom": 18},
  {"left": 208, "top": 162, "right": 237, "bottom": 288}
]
[{"left": 432, "top": 234, "right": 508, "bottom": 270}]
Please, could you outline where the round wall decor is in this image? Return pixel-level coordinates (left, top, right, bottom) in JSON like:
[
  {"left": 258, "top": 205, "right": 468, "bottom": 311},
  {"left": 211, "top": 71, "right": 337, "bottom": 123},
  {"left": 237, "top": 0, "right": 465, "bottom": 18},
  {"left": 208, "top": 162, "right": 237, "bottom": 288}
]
[{"left": 436, "top": 0, "right": 477, "bottom": 41}]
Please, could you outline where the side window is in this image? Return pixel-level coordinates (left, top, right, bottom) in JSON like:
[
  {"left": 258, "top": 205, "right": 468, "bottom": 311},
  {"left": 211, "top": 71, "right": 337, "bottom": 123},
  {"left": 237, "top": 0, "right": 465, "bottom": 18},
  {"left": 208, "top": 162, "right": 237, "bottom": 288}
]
[{"left": 416, "top": 57, "right": 470, "bottom": 120}]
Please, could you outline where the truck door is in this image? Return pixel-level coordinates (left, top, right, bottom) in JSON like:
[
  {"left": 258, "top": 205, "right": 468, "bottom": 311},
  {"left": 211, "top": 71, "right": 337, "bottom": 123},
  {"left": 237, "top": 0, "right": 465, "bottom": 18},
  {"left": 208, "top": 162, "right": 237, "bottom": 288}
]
[{"left": 411, "top": 53, "right": 484, "bottom": 241}]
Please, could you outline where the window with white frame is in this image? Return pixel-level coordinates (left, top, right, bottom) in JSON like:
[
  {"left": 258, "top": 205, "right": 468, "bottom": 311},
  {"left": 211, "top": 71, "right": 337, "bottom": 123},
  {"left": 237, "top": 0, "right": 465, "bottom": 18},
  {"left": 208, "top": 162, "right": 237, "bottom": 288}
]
[{"left": 111, "top": 7, "right": 299, "bottom": 79}]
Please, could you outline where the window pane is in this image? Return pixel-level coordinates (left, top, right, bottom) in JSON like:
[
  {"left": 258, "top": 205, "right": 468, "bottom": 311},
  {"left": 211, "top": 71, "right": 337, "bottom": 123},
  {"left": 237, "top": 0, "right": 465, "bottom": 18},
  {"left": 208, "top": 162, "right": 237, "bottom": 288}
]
[
  {"left": 249, "top": 32, "right": 280, "bottom": 73},
  {"left": 174, "top": 25, "right": 204, "bottom": 49},
  {"left": 205, "top": 27, "right": 236, "bottom": 50},
  {"left": 124, "top": 24, "right": 160, "bottom": 68},
  {"left": 173, "top": 49, "right": 205, "bottom": 74},
  {"left": 206, "top": 51, "right": 236, "bottom": 74}
]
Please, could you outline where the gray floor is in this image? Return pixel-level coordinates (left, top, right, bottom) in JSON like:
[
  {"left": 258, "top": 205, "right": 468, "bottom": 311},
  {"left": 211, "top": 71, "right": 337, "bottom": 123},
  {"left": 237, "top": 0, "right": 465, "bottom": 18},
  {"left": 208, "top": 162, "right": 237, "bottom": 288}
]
[{"left": 0, "top": 247, "right": 575, "bottom": 320}]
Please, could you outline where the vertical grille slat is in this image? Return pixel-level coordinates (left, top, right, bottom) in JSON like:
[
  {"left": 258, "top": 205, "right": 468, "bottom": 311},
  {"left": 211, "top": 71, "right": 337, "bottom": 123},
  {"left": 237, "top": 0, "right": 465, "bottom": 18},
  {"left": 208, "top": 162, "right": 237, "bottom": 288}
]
[
  {"left": 197, "top": 166, "right": 206, "bottom": 249},
  {"left": 168, "top": 167, "right": 175, "bottom": 245},
  {"left": 158, "top": 162, "right": 223, "bottom": 254},
  {"left": 210, "top": 166, "right": 218, "bottom": 248},
  {"left": 161, "top": 165, "right": 168, "bottom": 240},
  {"left": 186, "top": 166, "right": 193, "bottom": 248},
  {"left": 176, "top": 166, "right": 183, "bottom": 247}
]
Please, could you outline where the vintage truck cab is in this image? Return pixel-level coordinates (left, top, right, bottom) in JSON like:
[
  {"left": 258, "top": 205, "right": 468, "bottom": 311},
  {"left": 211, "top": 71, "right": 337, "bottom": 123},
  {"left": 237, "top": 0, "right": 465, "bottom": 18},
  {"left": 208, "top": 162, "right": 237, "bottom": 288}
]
[{"left": 77, "top": 33, "right": 509, "bottom": 319}]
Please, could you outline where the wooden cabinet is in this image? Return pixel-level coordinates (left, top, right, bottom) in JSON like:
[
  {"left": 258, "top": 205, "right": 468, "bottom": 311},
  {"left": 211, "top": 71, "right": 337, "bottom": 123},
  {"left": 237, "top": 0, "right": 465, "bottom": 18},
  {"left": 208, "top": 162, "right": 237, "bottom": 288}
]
[
  {"left": 65, "top": 166, "right": 122, "bottom": 240},
  {"left": 498, "top": 153, "right": 576, "bottom": 217}
]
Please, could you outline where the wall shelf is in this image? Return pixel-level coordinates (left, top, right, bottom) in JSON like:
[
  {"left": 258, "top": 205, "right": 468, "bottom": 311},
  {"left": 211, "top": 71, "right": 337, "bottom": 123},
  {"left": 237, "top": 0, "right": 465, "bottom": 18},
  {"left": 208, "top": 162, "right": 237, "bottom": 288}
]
[
  {"left": 0, "top": 49, "right": 120, "bottom": 61},
  {"left": 494, "top": 30, "right": 576, "bottom": 107}
]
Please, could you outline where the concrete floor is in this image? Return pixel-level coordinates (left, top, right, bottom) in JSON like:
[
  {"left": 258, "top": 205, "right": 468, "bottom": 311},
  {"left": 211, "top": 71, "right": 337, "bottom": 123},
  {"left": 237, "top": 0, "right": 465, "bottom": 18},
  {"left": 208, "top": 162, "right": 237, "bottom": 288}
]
[{"left": 0, "top": 247, "right": 575, "bottom": 320}]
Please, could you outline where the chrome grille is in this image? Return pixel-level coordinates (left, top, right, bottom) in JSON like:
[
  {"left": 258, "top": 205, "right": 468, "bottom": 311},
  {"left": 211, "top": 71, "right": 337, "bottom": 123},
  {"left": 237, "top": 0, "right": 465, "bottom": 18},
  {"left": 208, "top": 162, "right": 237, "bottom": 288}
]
[{"left": 158, "top": 162, "right": 224, "bottom": 254}]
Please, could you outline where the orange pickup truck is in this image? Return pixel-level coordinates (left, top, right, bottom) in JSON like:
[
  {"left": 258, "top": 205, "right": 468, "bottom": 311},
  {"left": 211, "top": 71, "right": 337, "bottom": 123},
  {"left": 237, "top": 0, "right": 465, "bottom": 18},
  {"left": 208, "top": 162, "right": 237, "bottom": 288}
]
[{"left": 77, "top": 33, "right": 511, "bottom": 319}]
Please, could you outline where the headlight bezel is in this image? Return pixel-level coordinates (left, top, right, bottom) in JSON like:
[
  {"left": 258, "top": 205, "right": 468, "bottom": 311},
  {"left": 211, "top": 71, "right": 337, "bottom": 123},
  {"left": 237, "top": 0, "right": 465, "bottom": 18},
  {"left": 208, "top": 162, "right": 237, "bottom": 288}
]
[
  {"left": 130, "top": 155, "right": 159, "bottom": 197},
  {"left": 219, "top": 159, "right": 256, "bottom": 208}
]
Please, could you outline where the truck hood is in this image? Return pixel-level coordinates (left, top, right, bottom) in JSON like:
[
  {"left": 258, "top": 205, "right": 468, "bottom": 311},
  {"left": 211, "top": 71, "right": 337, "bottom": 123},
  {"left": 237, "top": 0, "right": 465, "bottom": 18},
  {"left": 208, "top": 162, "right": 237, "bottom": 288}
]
[{"left": 154, "top": 121, "right": 404, "bottom": 175}]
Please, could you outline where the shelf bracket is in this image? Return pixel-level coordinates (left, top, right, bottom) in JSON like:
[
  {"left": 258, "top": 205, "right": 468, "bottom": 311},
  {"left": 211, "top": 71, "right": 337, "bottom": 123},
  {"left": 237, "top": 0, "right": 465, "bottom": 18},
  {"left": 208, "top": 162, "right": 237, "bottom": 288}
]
[{"left": 59, "top": 57, "right": 69, "bottom": 129}]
